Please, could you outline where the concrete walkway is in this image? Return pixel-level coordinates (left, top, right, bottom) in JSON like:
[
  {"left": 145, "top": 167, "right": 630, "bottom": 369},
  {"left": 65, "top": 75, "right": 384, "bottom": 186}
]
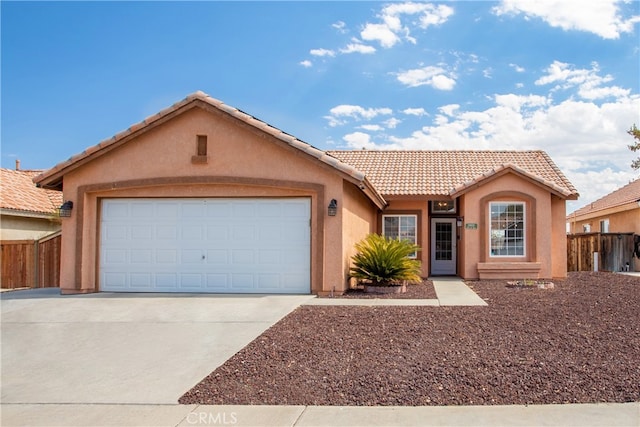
[
  {"left": 431, "top": 277, "right": 488, "bottom": 306},
  {"left": 2, "top": 402, "right": 637, "bottom": 426},
  {"left": 307, "top": 277, "right": 487, "bottom": 306}
]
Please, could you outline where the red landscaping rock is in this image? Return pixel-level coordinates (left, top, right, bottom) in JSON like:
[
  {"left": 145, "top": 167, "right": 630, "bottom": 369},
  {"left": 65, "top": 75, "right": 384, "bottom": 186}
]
[{"left": 179, "top": 272, "right": 640, "bottom": 406}]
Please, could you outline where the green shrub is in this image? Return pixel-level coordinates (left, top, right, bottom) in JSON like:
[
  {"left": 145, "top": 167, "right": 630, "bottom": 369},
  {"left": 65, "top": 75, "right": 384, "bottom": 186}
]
[{"left": 350, "top": 234, "right": 422, "bottom": 286}]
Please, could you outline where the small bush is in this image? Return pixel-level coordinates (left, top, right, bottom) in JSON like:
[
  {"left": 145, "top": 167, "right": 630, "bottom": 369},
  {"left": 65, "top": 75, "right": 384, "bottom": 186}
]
[{"left": 350, "top": 234, "right": 422, "bottom": 286}]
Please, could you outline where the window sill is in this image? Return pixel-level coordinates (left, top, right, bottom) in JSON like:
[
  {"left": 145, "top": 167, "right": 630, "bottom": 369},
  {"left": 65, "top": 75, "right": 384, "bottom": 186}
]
[{"left": 477, "top": 262, "right": 541, "bottom": 280}]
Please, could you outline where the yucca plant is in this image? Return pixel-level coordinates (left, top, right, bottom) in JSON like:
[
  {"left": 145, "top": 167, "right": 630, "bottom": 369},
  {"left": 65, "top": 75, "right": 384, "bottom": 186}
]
[{"left": 350, "top": 234, "right": 422, "bottom": 286}]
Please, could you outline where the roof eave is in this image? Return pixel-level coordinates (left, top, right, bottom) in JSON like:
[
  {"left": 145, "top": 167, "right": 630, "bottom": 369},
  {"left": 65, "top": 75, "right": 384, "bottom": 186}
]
[
  {"left": 0, "top": 207, "right": 60, "bottom": 220},
  {"left": 567, "top": 200, "right": 640, "bottom": 221},
  {"left": 449, "top": 164, "right": 578, "bottom": 200}
]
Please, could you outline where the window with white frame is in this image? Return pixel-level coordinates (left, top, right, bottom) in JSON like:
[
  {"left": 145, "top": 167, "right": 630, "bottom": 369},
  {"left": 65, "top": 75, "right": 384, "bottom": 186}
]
[
  {"left": 382, "top": 214, "right": 417, "bottom": 258},
  {"left": 490, "top": 202, "right": 525, "bottom": 257},
  {"left": 600, "top": 219, "right": 609, "bottom": 233}
]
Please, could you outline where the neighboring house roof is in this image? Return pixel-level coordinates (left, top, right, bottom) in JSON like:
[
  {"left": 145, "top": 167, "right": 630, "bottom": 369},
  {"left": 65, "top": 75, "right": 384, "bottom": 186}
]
[
  {"left": 567, "top": 178, "right": 640, "bottom": 219},
  {"left": 1, "top": 168, "right": 63, "bottom": 217},
  {"left": 328, "top": 150, "right": 579, "bottom": 199}
]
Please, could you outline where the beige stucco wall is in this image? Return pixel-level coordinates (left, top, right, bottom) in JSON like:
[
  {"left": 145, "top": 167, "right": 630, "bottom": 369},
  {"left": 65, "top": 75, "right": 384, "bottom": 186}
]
[
  {"left": 568, "top": 206, "right": 639, "bottom": 235},
  {"left": 459, "top": 172, "right": 566, "bottom": 280},
  {"left": 0, "top": 214, "right": 61, "bottom": 240},
  {"left": 59, "top": 106, "right": 373, "bottom": 294},
  {"left": 340, "top": 181, "right": 377, "bottom": 292}
]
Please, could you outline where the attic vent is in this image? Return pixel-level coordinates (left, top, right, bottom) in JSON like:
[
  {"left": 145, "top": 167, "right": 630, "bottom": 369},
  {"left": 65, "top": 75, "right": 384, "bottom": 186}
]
[{"left": 192, "top": 135, "right": 209, "bottom": 164}]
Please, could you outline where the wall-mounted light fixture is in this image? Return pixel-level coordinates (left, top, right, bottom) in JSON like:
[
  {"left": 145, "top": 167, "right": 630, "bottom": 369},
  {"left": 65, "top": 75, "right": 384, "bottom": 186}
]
[
  {"left": 328, "top": 199, "right": 338, "bottom": 216},
  {"left": 58, "top": 201, "right": 74, "bottom": 218},
  {"left": 456, "top": 216, "right": 464, "bottom": 227}
]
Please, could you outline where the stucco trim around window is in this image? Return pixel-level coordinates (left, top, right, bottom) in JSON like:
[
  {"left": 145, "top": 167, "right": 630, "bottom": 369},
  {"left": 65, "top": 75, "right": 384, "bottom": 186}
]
[{"left": 479, "top": 191, "right": 536, "bottom": 263}]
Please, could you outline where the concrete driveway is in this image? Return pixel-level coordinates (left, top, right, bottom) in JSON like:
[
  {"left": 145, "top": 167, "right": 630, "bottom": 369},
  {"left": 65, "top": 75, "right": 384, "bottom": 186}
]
[{"left": 1, "top": 288, "right": 314, "bottom": 405}]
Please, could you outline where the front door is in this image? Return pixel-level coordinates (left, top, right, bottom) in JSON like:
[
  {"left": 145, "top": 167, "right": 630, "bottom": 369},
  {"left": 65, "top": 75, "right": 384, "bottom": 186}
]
[{"left": 431, "top": 218, "right": 457, "bottom": 275}]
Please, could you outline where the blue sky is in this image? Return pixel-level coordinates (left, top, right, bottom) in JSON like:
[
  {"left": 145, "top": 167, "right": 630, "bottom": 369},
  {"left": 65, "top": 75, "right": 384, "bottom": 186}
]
[{"left": 2, "top": 1, "right": 639, "bottom": 213}]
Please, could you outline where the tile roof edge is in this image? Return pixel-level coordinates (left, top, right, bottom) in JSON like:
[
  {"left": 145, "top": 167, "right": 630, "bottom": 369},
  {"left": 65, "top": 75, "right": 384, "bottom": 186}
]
[
  {"left": 32, "top": 91, "right": 375, "bottom": 201},
  {"left": 0, "top": 206, "right": 59, "bottom": 217},
  {"left": 567, "top": 199, "right": 640, "bottom": 219},
  {"left": 449, "top": 163, "right": 574, "bottom": 199},
  {"left": 537, "top": 150, "right": 579, "bottom": 197}
]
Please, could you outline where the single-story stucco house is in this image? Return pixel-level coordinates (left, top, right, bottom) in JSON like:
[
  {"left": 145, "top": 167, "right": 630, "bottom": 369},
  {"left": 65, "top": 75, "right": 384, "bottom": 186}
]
[{"left": 34, "top": 91, "right": 578, "bottom": 295}]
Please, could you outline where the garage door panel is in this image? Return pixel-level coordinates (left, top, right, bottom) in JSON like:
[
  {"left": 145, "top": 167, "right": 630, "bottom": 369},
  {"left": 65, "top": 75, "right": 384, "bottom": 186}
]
[
  {"left": 207, "top": 225, "right": 228, "bottom": 240},
  {"left": 130, "top": 273, "right": 152, "bottom": 288},
  {"left": 156, "top": 250, "right": 177, "bottom": 264},
  {"left": 105, "top": 249, "right": 127, "bottom": 264},
  {"left": 157, "top": 202, "right": 180, "bottom": 218},
  {"left": 101, "top": 198, "right": 310, "bottom": 293},
  {"left": 104, "top": 272, "right": 127, "bottom": 289},
  {"left": 181, "top": 202, "right": 206, "bottom": 218},
  {"left": 130, "top": 249, "right": 152, "bottom": 264},
  {"left": 156, "top": 274, "right": 178, "bottom": 288},
  {"left": 231, "top": 274, "right": 254, "bottom": 288},
  {"left": 206, "top": 250, "right": 228, "bottom": 264},
  {"left": 233, "top": 203, "right": 256, "bottom": 217}
]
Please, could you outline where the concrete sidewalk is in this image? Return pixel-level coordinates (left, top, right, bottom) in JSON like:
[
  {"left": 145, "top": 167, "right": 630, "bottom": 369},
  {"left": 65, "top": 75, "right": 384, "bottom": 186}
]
[
  {"left": 2, "top": 402, "right": 638, "bottom": 426},
  {"left": 307, "top": 277, "right": 486, "bottom": 307},
  {"left": 431, "top": 277, "right": 488, "bottom": 306}
]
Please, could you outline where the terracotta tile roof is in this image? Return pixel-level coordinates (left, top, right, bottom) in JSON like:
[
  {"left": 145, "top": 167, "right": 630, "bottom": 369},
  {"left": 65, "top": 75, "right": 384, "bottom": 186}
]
[
  {"left": 32, "top": 91, "right": 577, "bottom": 205},
  {"left": 327, "top": 150, "right": 578, "bottom": 198},
  {"left": 568, "top": 178, "right": 640, "bottom": 218},
  {"left": 1, "top": 168, "right": 63, "bottom": 216},
  {"left": 34, "top": 92, "right": 374, "bottom": 190}
]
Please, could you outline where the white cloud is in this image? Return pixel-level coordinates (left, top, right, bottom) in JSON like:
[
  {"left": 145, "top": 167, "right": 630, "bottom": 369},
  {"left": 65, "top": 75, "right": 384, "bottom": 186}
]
[
  {"left": 299, "top": 60, "right": 312, "bottom": 68},
  {"left": 384, "top": 117, "right": 402, "bottom": 129},
  {"left": 493, "top": 0, "right": 640, "bottom": 39},
  {"left": 340, "top": 43, "right": 376, "bottom": 54},
  {"left": 310, "top": 48, "right": 336, "bottom": 57},
  {"left": 535, "top": 60, "right": 631, "bottom": 100},
  {"left": 332, "top": 62, "right": 639, "bottom": 209},
  {"left": 509, "top": 63, "right": 526, "bottom": 72},
  {"left": 360, "top": 2, "right": 454, "bottom": 48},
  {"left": 325, "top": 105, "right": 393, "bottom": 127},
  {"left": 361, "top": 23, "right": 401, "bottom": 48},
  {"left": 332, "top": 21, "right": 347, "bottom": 33},
  {"left": 396, "top": 66, "right": 456, "bottom": 90},
  {"left": 343, "top": 131, "right": 378, "bottom": 149},
  {"left": 418, "top": 4, "right": 455, "bottom": 28},
  {"left": 360, "top": 124, "right": 384, "bottom": 131},
  {"left": 402, "top": 108, "right": 428, "bottom": 116}
]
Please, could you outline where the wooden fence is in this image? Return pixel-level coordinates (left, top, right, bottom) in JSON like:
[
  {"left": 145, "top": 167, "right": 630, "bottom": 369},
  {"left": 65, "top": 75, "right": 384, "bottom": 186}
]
[
  {"left": 1, "top": 232, "right": 61, "bottom": 289},
  {"left": 567, "top": 232, "right": 636, "bottom": 272}
]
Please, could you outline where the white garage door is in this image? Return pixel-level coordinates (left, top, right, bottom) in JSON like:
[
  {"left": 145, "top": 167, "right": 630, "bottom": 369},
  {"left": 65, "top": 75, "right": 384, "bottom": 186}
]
[{"left": 100, "top": 198, "right": 310, "bottom": 293}]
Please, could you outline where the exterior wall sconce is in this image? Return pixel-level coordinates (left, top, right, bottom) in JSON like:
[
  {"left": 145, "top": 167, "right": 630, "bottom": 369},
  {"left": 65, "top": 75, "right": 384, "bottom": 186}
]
[
  {"left": 328, "top": 199, "right": 338, "bottom": 216},
  {"left": 456, "top": 216, "right": 464, "bottom": 227},
  {"left": 58, "top": 201, "right": 74, "bottom": 218}
]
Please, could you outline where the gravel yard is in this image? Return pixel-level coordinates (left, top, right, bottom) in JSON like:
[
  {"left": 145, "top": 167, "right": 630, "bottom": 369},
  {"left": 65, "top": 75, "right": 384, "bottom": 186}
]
[
  {"left": 329, "top": 280, "right": 438, "bottom": 299},
  {"left": 179, "top": 272, "right": 640, "bottom": 406}
]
